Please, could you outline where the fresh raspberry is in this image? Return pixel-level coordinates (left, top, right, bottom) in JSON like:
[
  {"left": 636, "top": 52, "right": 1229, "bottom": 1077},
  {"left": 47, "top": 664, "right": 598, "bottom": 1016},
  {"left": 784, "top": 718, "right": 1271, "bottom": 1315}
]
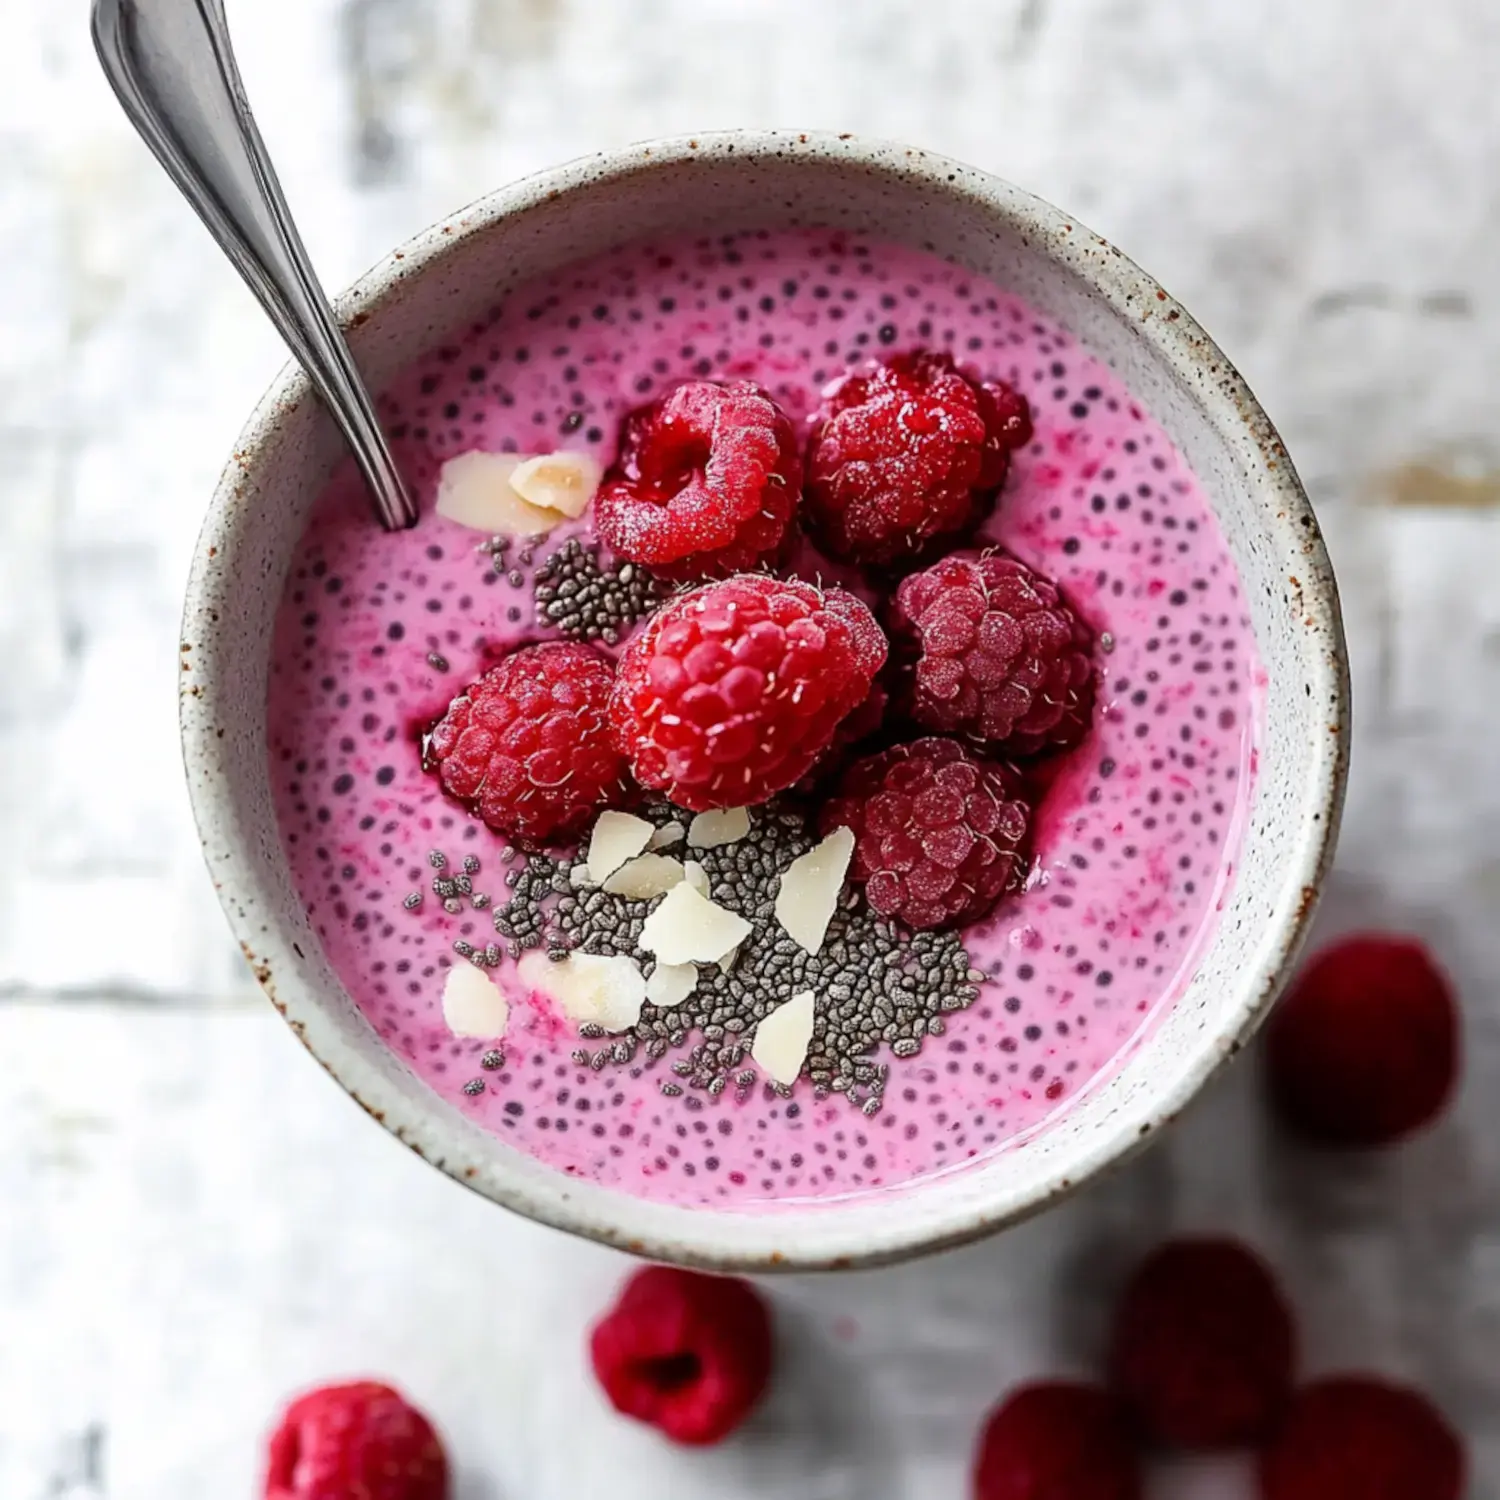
[
  {"left": 425, "top": 642, "right": 628, "bottom": 844},
  {"left": 805, "top": 350, "right": 1032, "bottom": 566},
  {"left": 595, "top": 380, "right": 802, "bottom": 581},
  {"left": 610, "top": 574, "right": 886, "bottom": 811},
  {"left": 1265, "top": 934, "right": 1460, "bottom": 1147},
  {"left": 263, "top": 1381, "right": 448, "bottom": 1500},
  {"left": 1108, "top": 1237, "right": 1296, "bottom": 1449},
  {"left": 972, "top": 1382, "right": 1142, "bottom": 1500},
  {"left": 1258, "top": 1377, "right": 1464, "bottom": 1500},
  {"left": 821, "top": 736, "right": 1031, "bottom": 930},
  {"left": 589, "top": 1266, "right": 773, "bottom": 1446},
  {"left": 891, "top": 551, "right": 1095, "bottom": 756}
]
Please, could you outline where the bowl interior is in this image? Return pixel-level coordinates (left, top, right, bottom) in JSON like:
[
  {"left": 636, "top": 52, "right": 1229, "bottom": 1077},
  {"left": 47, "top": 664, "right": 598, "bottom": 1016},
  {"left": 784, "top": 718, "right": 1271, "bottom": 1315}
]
[{"left": 181, "top": 134, "right": 1346, "bottom": 1270}]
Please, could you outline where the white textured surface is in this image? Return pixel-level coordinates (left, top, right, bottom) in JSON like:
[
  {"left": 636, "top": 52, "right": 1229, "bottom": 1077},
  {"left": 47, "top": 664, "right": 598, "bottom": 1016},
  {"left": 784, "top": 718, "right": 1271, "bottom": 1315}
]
[{"left": 2, "top": 0, "right": 1498, "bottom": 1495}]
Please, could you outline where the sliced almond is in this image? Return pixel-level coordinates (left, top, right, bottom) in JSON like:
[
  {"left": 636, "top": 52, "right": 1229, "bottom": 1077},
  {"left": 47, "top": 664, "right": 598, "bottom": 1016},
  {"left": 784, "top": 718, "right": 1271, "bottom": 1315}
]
[
  {"left": 604, "top": 854, "right": 685, "bottom": 900},
  {"left": 687, "top": 807, "right": 752, "bottom": 849},
  {"left": 517, "top": 950, "right": 645, "bottom": 1033},
  {"left": 441, "top": 964, "right": 510, "bottom": 1039},
  {"left": 684, "top": 860, "right": 710, "bottom": 897},
  {"left": 509, "top": 451, "right": 602, "bottom": 518},
  {"left": 648, "top": 823, "right": 686, "bottom": 850},
  {"left": 638, "top": 883, "right": 752, "bottom": 966},
  {"left": 435, "top": 451, "right": 559, "bottom": 537},
  {"left": 646, "top": 962, "right": 698, "bottom": 1009},
  {"left": 752, "top": 990, "right": 815, "bottom": 1085},
  {"left": 586, "top": 810, "right": 655, "bottom": 884},
  {"left": 775, "top": 826, "right": 854, "bottom": 956}
]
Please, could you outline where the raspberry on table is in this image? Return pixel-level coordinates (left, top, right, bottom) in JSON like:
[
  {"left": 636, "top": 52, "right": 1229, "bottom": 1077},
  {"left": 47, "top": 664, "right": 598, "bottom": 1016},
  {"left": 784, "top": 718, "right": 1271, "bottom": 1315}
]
[
  {"left": 425, "top": 642, "right": 628, "bottom": 844},
  {"left": 1258, "top": 1377, "right": 1464, "bottom": 1500},
  {"left": 805, "top": 350, "right": 1032, "bottom": 566},
  {"left": 972, "top": 1382, "right": 1141, "bottom": 1500},
  {"left": 1265, "top": 933, "right": 1461, "bottom": 1147},
  {"left": 589, "top": 1266, "right": 774, "bottom": 1446},
  {"left": 1108, "top": 1237, "right": 1296, "bottom": 1449},
  {"left": 891, "top": 550, "right": 1095, "bottom": 756},
  {"left": 263, "top": 1380, "right": 448, "bottom": 1500},
  {"left": 821, "top": 736, "right": 1032, "bottom": 931},
  {"left": 595, "top": 379, "right": 802, "bottom": 581},
  {"left": 609, "top": 573, "right": 887, "bottom": 811}
]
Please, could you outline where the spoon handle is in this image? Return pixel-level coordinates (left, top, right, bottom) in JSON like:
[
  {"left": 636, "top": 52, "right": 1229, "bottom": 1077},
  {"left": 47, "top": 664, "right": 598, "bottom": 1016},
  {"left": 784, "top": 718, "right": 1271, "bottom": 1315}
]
[{"left": 92, "top": 0, "right": 418, "bottom": 531}]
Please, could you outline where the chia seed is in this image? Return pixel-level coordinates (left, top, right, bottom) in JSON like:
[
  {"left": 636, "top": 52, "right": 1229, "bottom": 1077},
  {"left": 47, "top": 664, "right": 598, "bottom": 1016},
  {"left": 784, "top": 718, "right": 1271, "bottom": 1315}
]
[
  {"left": 532, "top": 537, "right": 664, "bottom": 643},
  {"left": 480, "top": 1049, "right": 505, "bottom": 1070},
  {"left": 462, "top": 1078, "right": 486, "bottom": 1097}
]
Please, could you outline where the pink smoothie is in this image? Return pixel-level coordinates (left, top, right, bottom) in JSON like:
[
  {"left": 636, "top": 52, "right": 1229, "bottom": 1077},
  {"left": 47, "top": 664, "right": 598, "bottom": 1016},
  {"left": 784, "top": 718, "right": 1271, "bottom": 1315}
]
[{"left": 266, "top": 229, "right": 1259, "bottom": 1209}]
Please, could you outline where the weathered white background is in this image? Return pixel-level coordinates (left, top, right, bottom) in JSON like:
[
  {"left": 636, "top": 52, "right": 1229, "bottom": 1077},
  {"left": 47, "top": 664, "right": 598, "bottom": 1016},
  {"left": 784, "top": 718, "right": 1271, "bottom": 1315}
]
[{"left": 3, "top": 1, "right": 1498, "bottom": 1495}]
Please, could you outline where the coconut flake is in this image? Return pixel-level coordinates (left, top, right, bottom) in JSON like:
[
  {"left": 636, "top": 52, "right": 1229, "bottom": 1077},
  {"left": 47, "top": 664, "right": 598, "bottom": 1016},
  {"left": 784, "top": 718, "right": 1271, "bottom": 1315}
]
[
  {"left": 518, "top": 950, "right": 645, "bottom": 1033},
  {"left": 646, "top": 962, "right": 698, "bottom": 1009},
  {"left": 586, "top": 811, "right": 655, "bottom": 883},
  {"left": 684, "top": 860, "right": 710, "bottom": 897},
  {"left": 441, "top": 964, "right": 510, "bottom": 1039},
  {"left": 509, "top": 451, "right": 602, "bottom": 518},
  {"left": 752, "top": 990, "right": 816, "bottom": 1085},
  {"left": 775, "top": 826, "right": 854, "bottom": 955},
  {"left": 649, "top": 823, "right": 686, "bottom": 850},
  {"left": 435, "top": 451, "right": 559, "bottom": 537},
  {"left": 604, "top": 854, "right": 685, "bottom": 899},
  {"left": 638, "top": 883, "right": 752, "bottom": 966},
  {"left": 687, "top": 807, "right": 752, "bottom": 849},
  {"left": 569, "top": 863, "right": 597, "bottom": 889}
]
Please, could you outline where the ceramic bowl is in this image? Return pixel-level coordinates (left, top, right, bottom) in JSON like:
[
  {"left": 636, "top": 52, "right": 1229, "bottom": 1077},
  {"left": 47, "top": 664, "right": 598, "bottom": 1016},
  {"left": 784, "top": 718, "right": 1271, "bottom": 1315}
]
[{"left": 180, "top": 131, "right": 1348, "bottom": 1271}]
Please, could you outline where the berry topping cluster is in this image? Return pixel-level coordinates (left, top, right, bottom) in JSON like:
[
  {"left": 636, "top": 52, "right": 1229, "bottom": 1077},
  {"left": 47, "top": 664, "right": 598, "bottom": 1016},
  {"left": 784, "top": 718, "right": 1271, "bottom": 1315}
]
[{"left": 424, "top": 349, "right": 1080, "bottom": 945}]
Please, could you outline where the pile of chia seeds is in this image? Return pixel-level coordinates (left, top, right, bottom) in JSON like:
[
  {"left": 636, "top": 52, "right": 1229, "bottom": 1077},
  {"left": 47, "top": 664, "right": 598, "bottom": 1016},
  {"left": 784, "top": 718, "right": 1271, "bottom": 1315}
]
[
  {"left": 415, "top": 799, "right": 984, "bottom": 1116},
  {"left": 532, "top": 537, "right": 664, "bottom": 645}
]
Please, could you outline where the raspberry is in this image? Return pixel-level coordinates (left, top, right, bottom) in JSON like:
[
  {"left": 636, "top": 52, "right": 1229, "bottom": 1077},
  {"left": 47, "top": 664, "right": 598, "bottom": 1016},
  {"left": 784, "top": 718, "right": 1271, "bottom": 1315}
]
[
  {"left": 972, "top": 1383, "right": 1141, "bottom": 1500},
  {"left": 805, "top": 350, "right": 1032, "bottom": 565},
  {"left": 1265, "top": 934, "right": 1460, "bottom": 1147},
  {"left": 891, "top": 551, "right": 1095, "bottom": 756},
  {"left": 425, "top": 642, "right": 628, "bottom": 843},
  {"left": 595, "top": 380, "right": 802, "bottom": 581},
  {"left": 821, "top": 736, "right": 1031, "bottom": 930},
  {"left": 589, "top": 1266, "right": 773, "bottom": 1446},
  {"left": 1108, "top": 1237, "right": 1296, "bottom": 1449},
  {"left": 263, "top": 1381, "right": 448, "bottom": 1500},
  {"left": 1258, "top": 1377, "right": 1464, "bottom": 1500},
  {"left": 610, "top": 574, "right": 886, "bottom": 811}
]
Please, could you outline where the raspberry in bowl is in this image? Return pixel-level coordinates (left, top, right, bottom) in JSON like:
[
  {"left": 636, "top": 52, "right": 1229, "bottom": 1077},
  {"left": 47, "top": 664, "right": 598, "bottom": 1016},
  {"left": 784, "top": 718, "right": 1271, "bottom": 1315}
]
[{"left": 182, "top": 133, "right": 1347, "bottom": 1269}]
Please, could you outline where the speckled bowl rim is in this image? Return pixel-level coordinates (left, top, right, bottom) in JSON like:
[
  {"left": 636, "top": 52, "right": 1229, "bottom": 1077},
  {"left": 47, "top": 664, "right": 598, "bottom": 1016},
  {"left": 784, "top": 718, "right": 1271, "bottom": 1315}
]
[{"left": 182, "top": 130, "right": 1349, "bottom": 1271}]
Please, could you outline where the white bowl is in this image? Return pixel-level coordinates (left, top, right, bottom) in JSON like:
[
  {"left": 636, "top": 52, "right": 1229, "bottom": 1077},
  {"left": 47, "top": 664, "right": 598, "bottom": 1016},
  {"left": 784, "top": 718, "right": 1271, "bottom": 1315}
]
[{"left": 180, "top": 131, "right": 1348, "bottom": 1271}]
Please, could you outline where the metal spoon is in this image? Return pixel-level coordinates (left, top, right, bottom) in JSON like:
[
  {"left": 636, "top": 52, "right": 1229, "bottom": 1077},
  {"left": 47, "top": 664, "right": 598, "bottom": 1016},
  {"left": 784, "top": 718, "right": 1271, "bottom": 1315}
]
[{"left": 92, "top": 0, "right": 418, "bottom": 531}]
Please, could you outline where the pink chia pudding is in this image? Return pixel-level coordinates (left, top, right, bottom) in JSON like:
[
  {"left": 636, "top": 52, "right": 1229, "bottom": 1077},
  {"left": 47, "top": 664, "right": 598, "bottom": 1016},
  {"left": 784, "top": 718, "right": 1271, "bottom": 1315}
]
[{"left": 266, "top": 228, "right": 1260, "bottom": 1210}]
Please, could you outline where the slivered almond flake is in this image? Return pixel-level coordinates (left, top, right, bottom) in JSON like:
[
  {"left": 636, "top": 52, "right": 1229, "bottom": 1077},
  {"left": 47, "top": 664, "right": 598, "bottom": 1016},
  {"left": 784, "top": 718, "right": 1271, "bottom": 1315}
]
[
  {"left": 441, "top": 964, "right": 510, "bottom": 1039},
  {"left": 687, "top": 807, "right": 752, "bottom": 848},
  {"left": 752, "top": 990, "right": 816, "bottom": 1085},
  {"left": 604, "top": 854, "right": 685, "bottom": 899},
  {"left": 509, "top": 451, "right": 602, "bottom": 517},
  {"left": 586, "top": 811, "right": 654, "bottom": 883},
  {"left": 638, "top": 883, "right": 752, "bottom": 966},
  {"left": 646, "top": 962, "right": 698, "bottom": 1009},
  {"left": 774, "top": 826, "right": 854, "bottom": 955}
]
